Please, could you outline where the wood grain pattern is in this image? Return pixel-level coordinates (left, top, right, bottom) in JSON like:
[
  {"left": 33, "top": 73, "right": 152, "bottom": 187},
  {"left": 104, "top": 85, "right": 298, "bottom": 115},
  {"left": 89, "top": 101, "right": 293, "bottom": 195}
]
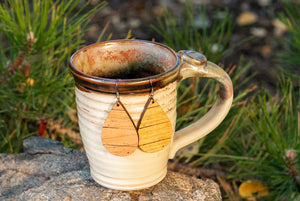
[
  {"left": 138, "top": 98, "right": 173, "bottom": 153},
  {"left": 101, "top": 101, "right": 138, "bottom": 156}
]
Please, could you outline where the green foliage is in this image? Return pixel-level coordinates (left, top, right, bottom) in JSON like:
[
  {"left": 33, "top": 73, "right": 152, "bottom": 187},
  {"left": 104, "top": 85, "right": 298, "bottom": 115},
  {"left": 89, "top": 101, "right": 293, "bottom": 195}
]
[
  {"left": 152, "top": 2, "right": 234, "bottom": 62},
  {"left": 152, "top": 1, "right": 235, "bottom": 130},
  {"left": 0, "top": 0, "right": 107, "bottom": 153},
  {"left": 1, "top": 0, "right": 298, "bottom": 199},
  {"left": 187, "top": 61, "right": 257, "bottom": 166},
  {"left": 152, "top": 1, "right": 256, "bottom": 165},
  {"left": 153, "top": 2, "right": 299, "bottom": 199},
  {"left": 277, "top": 0, "right": 300, "bottom": 80},
  {"left": 227, "top": 79, "right": 300, "bottom": 200}
]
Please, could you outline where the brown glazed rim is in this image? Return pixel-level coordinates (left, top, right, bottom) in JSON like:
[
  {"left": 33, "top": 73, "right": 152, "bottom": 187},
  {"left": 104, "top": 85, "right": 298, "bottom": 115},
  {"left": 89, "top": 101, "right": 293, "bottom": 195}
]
[{"left": 69, "top": 39, "right": 180, "bottom": 94}]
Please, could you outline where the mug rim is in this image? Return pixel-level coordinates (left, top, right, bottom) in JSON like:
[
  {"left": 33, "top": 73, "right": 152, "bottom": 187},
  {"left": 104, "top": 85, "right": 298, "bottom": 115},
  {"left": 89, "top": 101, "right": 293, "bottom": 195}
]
[{"left": 69, "top": 39, "right": 180, "bottom": 93}]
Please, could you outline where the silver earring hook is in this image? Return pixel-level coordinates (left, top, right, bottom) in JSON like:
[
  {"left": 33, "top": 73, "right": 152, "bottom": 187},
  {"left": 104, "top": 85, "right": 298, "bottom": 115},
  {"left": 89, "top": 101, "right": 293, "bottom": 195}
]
[
  {"left": 149, "top": 78, "right": 154, "bottom": 99},
  {"left": 115, "top": 80, "right": 120, "bottom": 101}
]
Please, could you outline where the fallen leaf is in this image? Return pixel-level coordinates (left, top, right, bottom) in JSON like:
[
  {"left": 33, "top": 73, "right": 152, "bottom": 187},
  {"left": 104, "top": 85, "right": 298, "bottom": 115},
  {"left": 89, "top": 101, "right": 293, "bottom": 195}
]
[
  {"left": 38, "top": 121, "right": 47, "bottom": 137},
  {"left": 237, "top": 11, "right": 258, "bottom": 26},
  {"left": 261, "top": 45, "right": 272, "bottom": 58},
  {"left": 272, "top": 19, "right": 288, "bottom": 36},
  {"left": 239, "top": 180, "right": 269, "bottom": 201},
  {"left": 26, "top": 78, "right": 35, "bottom": 86}
]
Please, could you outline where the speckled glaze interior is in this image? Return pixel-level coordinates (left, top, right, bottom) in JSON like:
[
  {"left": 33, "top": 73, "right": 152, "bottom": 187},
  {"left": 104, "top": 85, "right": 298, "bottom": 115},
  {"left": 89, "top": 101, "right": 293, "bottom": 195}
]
[
  {"left": 69, "top": 40, "right": 180, "bottom": 93},
  {"left": 72, "top": 40, "right": 177, "bottom": 79}
]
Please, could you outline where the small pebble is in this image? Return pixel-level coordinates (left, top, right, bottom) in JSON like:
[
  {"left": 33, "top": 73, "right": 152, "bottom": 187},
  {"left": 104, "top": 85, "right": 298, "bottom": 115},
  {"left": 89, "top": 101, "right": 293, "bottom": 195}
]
[
  {"left": 179, "top": 0, "right": 209, "bottom": 4},
  {"left": 194, "top": 15, "right": 210, "bottom": 29},
  {"left": 211, "top": 43, "right": 222, "bottom": 54},
  {"left": 241, "top": 2, "right": 251, "bottom": 10},
  {"left": 128, "top": 18, "right": 142, "bottom": 28},
  {"left": 87, "top": 25, "right": 100, "bottom": 38},
  {"left": 258, "top": 0, "right": 271, "bottom": 6},
  {"left": 250, "top": 27, "right": 267, "bottom": 37},
  {"left": 111, "top": 15, "right": 120, "bottom": 25},
  {"left": 90, "top": 0, "right": 100, "bottom": 6}
]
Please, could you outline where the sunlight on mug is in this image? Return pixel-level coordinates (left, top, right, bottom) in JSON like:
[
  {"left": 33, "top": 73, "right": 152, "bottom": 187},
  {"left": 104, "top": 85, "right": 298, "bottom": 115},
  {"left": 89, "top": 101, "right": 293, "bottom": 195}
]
[{"left": 69, "top": 40, "right": 233, "bottom": 190}]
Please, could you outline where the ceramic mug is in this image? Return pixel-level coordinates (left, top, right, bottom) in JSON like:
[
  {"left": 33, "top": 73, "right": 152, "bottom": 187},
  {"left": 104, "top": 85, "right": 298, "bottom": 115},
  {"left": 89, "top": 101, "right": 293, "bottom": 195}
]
[{"left": 69, "top": 39, "right": 233, "bottom": 190}]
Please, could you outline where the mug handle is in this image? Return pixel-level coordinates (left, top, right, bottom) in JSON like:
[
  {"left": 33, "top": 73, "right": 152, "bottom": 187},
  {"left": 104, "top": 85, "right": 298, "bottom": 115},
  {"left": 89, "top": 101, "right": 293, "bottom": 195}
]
[{"left": 169, "top": 50, "right": 233, "bottom": 159}]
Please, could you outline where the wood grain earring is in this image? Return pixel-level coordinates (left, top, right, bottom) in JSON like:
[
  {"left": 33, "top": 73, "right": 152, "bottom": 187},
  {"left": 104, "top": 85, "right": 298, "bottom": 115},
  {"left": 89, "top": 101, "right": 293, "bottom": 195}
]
[
  {"left": 101, "top": 81, "right": 138, "bottom": 156},
  {"left": 137, "top": 79, "right": 173, "bottom": 153}
]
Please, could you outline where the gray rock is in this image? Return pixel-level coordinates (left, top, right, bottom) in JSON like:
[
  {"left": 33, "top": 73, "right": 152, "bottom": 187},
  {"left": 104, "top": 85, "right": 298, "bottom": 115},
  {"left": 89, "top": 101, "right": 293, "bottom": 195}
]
[{"left": 0, "top": 137, "right": 221, "bottom": 201}]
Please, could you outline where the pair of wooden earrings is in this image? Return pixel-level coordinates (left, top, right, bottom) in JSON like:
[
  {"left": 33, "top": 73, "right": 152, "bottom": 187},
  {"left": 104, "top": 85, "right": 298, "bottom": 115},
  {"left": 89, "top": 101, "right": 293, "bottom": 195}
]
[{"left": 101, "top": 81, "right": 173, "bottom": 156}]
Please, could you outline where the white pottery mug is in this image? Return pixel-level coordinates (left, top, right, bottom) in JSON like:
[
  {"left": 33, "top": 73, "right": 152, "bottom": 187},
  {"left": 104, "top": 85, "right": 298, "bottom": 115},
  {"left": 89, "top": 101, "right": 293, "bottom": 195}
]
[{"left": 69, "top": 40, "right": 233, "bottom": 190}]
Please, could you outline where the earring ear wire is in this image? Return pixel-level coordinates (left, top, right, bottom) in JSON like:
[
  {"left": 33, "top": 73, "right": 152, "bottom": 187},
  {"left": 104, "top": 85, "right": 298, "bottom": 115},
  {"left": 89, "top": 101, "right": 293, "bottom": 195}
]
[
  {"left": 101, "top": 79, "right": 138, "bottom": 157},
  {"left": 115, "top": 80, "right": 120, "bottom": 105},
  {"left": 149, "top": 78, "right": 154, "bottom": 102}
]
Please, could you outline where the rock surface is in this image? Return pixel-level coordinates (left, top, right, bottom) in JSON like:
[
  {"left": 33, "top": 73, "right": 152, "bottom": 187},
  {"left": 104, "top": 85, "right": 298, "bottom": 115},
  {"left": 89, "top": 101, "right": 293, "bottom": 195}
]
[{"left": 0, "top": 137, "right": 222, "bottom": 201}]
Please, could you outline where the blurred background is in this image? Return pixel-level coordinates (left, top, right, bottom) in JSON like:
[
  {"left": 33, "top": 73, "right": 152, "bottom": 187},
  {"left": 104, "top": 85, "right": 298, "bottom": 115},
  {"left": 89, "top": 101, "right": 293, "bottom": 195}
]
[
  {"left": 83, "top": 0, "right": 288, "bottom": 87},
  {"left": 0, "top": 0, "right": 299, "bottom": 200}
]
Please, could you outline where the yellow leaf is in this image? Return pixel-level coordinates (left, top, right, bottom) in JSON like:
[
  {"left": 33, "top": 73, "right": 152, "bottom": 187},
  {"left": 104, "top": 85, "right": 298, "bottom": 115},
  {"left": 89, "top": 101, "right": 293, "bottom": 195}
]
[
  {"left": 239, "top": 180, "right": 269, "bottom": 201},
  {"left": 237, "top": 11, "right": 258, "bottom": 26},
  {"left": 26, "top": 78, "right": 35, "bottom": 86}
]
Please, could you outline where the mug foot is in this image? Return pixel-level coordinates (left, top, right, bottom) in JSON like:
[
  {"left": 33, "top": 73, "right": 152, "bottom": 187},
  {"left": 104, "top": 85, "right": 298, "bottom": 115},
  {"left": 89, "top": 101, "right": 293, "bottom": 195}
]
[{"left": 90, "top": 168, "right": 167, "bottom": 191}]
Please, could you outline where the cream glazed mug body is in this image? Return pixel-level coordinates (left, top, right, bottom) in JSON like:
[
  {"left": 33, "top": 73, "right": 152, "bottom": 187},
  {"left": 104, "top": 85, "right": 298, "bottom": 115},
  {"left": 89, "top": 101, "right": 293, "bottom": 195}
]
[{"left": 69, "top": 40, "right": 233, "bottom": 190}]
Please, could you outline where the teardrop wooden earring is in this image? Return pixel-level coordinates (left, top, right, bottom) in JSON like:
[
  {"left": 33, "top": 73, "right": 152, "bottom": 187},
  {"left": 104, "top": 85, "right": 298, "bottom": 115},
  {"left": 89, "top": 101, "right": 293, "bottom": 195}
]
[
  {"left": 137, "top": 79, "right": 173, "bottom": 153},
  {"left": 101, "top": 81, "right": 138, "bottom": 156}
]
